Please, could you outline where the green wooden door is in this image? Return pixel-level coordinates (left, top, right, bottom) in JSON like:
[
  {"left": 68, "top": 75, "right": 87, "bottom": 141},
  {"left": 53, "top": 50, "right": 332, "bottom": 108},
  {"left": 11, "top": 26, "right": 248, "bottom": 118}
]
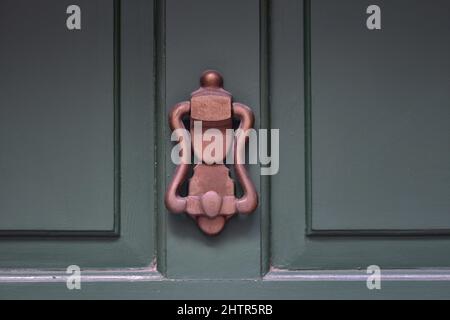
[{"left": 0, "top": 0, "right": 450, "bottom": 299}]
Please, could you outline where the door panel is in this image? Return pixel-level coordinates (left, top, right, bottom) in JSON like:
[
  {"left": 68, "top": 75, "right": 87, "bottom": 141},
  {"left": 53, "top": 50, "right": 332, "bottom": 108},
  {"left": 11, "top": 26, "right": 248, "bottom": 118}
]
[
  {"left": 0, "top": 0, "right": 155, "bottom": 268},
  {"left": 0, "top": 0, "right": 115, "bottom": 232},
  {"left": 271, "top": 0, "right": 450, "bottom": 270},
  {"left": 310, "top": 0, "right": 450, "bottom": 232}
]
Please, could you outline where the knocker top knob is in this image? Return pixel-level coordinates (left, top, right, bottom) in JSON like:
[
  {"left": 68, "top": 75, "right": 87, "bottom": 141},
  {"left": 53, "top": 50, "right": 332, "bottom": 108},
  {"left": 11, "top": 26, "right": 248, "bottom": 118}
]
[{"left": 200, "top": 70, "right": 224, "bottom": 88}]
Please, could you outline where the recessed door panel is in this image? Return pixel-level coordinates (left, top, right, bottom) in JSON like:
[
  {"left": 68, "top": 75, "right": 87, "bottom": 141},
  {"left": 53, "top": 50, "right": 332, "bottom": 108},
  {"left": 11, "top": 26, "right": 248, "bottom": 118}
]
[
  {"left": 0, "top": 0, "right": 116, "bottom": 231},
  {"left": 310, "top": 0, "right": 450, "bottom": 231}
]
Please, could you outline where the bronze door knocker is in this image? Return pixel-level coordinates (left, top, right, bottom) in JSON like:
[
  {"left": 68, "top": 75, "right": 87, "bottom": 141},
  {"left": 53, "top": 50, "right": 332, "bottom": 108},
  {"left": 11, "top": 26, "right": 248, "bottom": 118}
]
[{"left": 165, "top": 70, "right": 258, "bottom": 235}]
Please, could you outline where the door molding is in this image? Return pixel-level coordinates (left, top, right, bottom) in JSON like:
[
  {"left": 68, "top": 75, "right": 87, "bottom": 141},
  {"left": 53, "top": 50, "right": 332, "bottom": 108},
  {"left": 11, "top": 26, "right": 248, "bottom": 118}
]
[{"left": 1, "top": 268, "right": 450, "bottom": 299}]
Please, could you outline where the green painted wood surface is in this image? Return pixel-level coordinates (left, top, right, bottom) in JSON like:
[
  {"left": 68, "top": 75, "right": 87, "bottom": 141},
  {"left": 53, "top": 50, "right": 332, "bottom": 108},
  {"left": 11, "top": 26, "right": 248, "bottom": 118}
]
[
  {"left": 0, "top": 0, "right": 449, "bottom": 298},
  {"left": 160, "top": 0, "right": 263, "bottom": 279},
  {"left": 271, "top": 0, "right": 450, "bottom": 270},
  {"left": 310, "top": 0, "right": 450, "bottom": 231},
  {"left": 1, "top": 274, "right": 450, "bottom": 300},
  {"left": 0, "top": 0, "right": 115, "bottom": 232},
  {"left": 0, "top": 0, "right": 155, "bottom": 268}
]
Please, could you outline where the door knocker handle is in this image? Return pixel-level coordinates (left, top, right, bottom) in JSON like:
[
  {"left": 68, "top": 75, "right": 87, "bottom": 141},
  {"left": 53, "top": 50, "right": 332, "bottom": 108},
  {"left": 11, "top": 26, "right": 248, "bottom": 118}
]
[{"left": 165, "top": 70, "right": 258, "bottom": 236}]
